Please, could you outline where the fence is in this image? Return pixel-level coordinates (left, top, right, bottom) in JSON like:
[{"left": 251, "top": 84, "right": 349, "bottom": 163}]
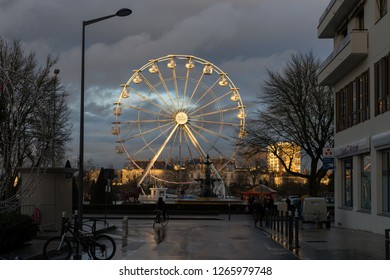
[
  {"left": 264, "top": 208, "right": 300, "bottom": 253},
  {"left": 20, "top": 203, "right": 56, "bottom": 231}
]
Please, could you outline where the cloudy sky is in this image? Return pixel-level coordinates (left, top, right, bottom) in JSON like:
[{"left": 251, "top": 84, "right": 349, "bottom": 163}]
[{"left": 0, "top": 0, "right": 333, "bottom": 169}]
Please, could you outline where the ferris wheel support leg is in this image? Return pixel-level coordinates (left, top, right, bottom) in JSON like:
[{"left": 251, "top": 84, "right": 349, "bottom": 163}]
[
  {"left": 183, "top": 124, "right": 226, "bottom": 197},
  {"left": 137, "top": 124, "right": 179, "bottom": 187}
]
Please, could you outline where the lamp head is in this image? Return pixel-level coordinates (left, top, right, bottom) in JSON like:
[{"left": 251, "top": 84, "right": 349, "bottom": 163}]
[{"left": 116, "top": 8, "right": 132, "bottom": 17}]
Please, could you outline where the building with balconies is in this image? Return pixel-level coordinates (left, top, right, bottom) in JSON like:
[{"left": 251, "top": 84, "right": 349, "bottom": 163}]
[{"left": 318, "top": 0, "right": 390, "bottom": 234}]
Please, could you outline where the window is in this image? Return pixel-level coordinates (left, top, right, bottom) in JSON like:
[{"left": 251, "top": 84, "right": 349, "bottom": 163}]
[
  {"left": 375, "top": 55, "right": 390, "bottom": 115},
  {"left": 356, "top": 71, "right": 370, "bottom": 123},
  {"left": 336, "top": 70, "right": 370, "bottom": 132},
  {"left": 342, "top": 157, "right": 353, "bottom": 207},
  {"left": 360, "top": 154, "right": 371, "bottom": 210},
  {"left": 376, "top": 0, "right": 388, "bottom": 20},
  {"left": 382, "top": 150, "right": 390, "bottom": 213}
]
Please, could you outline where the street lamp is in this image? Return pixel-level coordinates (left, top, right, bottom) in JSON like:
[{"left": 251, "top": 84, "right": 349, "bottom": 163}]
[{"left": 78, "top": 7, "right": 132, "bottom": 249}]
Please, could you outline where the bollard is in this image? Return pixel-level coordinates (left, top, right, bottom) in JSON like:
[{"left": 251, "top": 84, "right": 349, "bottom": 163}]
[
  {"left": 61, "top": 211, "right": 66, "bottom": 235},
  {"left": 122, "top": 216, "right": 128, "bottom": 238},
  {"left": 288, "top": 210, "right": 293, "bottom": 250},
  {"left": 386, "top": 229, "right": 389, "bottom": 259},
  {"left": 285, "top": 211, "right": 289, "bottom": 239},
  {"left": 281, "top": 211, "right": 285, "bottom": 235},
  {"left": 228, "top": 203, "right": 231, "bottom": 221},
  {"left": 272, "top": 209, "right": 276, "bottom": 230},
  {"left": 73, "top": 210, "right": 82, "bottom": 260},
  {"left": 294, "top": 211, "right": 300, "bottom": 250}
]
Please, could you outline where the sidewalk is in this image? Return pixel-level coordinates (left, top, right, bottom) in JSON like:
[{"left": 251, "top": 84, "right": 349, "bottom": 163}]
[
  {"left": 1, "top": 215, "right": 388, "bottom": 260},
  {"left": 261, "top": 222, "right": 387, "bottom": 260}
]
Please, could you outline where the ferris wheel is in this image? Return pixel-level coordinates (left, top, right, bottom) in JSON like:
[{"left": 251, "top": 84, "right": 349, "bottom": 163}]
[{"left": 112, "top": 54, "right": 246, "bottom": 189}]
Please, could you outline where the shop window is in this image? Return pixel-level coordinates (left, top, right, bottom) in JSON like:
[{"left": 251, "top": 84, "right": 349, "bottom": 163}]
[{"left": 342, "top": 157, "right": 353, "bottom": 207}]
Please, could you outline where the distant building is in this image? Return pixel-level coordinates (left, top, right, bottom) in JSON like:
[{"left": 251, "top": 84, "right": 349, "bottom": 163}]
[
  {"left": 267, "top": 142, "right": 305, "bottom": 186},
  {"left": 318, "top": 0, "right": 390, "bottom": 233},
  {"left": 267, "top": 142, "right": 301, "bottom": 173}
]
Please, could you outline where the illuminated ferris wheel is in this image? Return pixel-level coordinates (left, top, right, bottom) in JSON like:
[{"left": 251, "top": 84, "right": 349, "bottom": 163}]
[{"left": 112, "top": 54, "right": 246, "bottom": 188}]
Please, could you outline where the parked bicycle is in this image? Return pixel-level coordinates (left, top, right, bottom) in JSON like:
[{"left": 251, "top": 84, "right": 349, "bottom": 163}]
[
  {"left": 153, "top": 210, "right": 169, "bottom": 228},
  {"left": 43, "top": 217, "right": 116, "bottom": 260}
]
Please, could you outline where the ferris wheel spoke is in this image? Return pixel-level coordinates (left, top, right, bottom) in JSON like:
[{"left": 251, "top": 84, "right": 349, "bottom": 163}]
[
  {"left": 190, "top": 106, "right": 239, "bottom": 119},
  {"left": 122, "top": 104, "right": 171, "bottom": 119},
  {"left": 183, "top": 124, "right": 223, "bottom": 180},
  {"left": 130, "top": 87, "right": 172, "bottom": 116},
  {"left": 190, "top": 122, "right": 229, "bottom": 141},
  {"left": 189, "top": 90, "right": 231, "bottom": 116},
  {"left": 186, "top": 79, "right": 219, "bottom": 115},
  {"left": 155, "top": 68, "right": 180, "bottom": 112},
  {"left": 190, "top": 119, "right": 239, "bottom": 127},
  {"left": 182, "top": 124, "right": 207, "bottom": 160},
  {"left": 119, "top": 119, "right": 172, "bottom": 125},
  {"left": 187, "top": 123, "right": 229, "bottom": 155},
  {"left": 166, "top": 125, "right": 181, "bottom": 164},
  {"left": 133, "top": 122, "right": 176, "bottom": 158},
  {"left": 185, "top": 72, "right": 205, "bottom": 110},
  {"left": 181, "top": 62, "right": 193, "bottom": 110},
  {"left": 183, "top": 130, "right": 199, "bottom": 166},
  {"left": 122, "top": 122, "right": 173, "bottom": 142},
  {"left": 178, "top": 126, "right": 184, "bottom": 162},
  {"left": 138, "top": 72, "right": 176, "bottom": 113},
  {"left": 169, "top": 63, "right": 181, "bottom": 110}
]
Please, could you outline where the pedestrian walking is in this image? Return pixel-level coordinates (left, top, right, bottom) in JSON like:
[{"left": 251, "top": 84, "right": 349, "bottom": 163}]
[{"left": 253, "top": 197, "right": 264, "bottom": 227}]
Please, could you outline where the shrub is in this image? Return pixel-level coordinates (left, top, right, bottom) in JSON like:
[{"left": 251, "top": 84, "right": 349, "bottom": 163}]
[{"left": 0, "top": 211, "right": 39, "bottom": 253}]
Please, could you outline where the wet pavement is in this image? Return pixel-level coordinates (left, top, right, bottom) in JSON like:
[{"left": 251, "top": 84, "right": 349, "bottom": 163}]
[
  {"left": 0, "top": 214, "right": 387, "bottom": 260},
  {"left": 111, "top": 215, "right": 297, "bottom": 260}
]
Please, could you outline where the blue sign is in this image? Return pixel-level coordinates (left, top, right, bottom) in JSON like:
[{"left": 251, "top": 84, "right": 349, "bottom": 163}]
[{"left": 323, "top": 158, "right": 334, "bottom": 170}]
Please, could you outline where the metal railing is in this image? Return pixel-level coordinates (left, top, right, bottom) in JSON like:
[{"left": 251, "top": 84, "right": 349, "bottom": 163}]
[
  {"left": 264, "top": 208, "right": 300, "bottom": 252},
  {"left": 19, "top": 203, "right": 56, "bottom": 230}
]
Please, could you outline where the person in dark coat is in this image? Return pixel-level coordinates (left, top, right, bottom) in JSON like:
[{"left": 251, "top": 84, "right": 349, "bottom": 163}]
[{"left": 253, "top": 197, "right": 265, "bottom": 227}]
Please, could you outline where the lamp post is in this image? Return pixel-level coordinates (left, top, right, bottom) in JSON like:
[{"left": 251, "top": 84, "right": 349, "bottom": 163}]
[
  {"left": 77, "top": 8, "right": 132, "bottom": 257},
  {"left": 52, "top": 69, "right": 60, "bottom": 167}
]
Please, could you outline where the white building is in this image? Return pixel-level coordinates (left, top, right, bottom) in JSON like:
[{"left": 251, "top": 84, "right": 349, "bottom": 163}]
[{"left": 318, "top": 0, "right": 390, "bottom": 234}]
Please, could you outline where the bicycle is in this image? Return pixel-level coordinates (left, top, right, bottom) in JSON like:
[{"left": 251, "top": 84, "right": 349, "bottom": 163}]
[
  {"left": 43, "top": 217, "right": 116, "bottom": 260},
  {"left": 153, "top": 210, "right": 169, "bottom": 228}
]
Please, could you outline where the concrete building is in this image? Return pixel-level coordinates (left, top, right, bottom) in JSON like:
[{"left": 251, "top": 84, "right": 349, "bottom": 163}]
[{"left": 318, "top": 0, "right": 390, "bottom": 233}]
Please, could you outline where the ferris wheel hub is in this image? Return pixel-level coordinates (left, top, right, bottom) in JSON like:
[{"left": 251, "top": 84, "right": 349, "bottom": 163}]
[{"left": 175, "top": 112, "right": 188, "bottom": 125}]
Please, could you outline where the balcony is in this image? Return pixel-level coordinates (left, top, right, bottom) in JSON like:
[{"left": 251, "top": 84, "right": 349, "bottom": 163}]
[
  {"left": 318, "top": 0, "right": 361, "bottom": 38},
  {"left": 318, "top": 30, "right": 368, "bottom": 86}
]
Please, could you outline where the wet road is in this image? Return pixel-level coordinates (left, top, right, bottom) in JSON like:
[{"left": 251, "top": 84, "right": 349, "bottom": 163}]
[{"left": 104, "top": 214, "right": 298, "bottom": 260}]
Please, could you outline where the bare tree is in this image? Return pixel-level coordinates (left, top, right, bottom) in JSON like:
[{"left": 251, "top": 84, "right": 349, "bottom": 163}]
[
  {"left": 0, "top": 38, "right": 72, "bottom": 202},
  {"left": 239, "top": 51, "right": 333, "bottom": 196}
]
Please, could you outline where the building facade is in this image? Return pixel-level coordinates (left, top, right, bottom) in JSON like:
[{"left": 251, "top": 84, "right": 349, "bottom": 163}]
[{"left": 318, "top": 0, "right": 390, "bottom": 233}]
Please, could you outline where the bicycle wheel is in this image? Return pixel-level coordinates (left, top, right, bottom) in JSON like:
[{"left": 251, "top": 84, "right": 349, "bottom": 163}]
[
  {"left": 153, "top": 210, "right": 162, "bottom": 228},
  {"left": 90, "top": 234, "right": 116, "bottom": 260},
  {"left": 161, "top": 214, "right": 169, "bottom": 227},
  {"left": 43, "top": 236, "right": 72, "bottom": 260}
]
